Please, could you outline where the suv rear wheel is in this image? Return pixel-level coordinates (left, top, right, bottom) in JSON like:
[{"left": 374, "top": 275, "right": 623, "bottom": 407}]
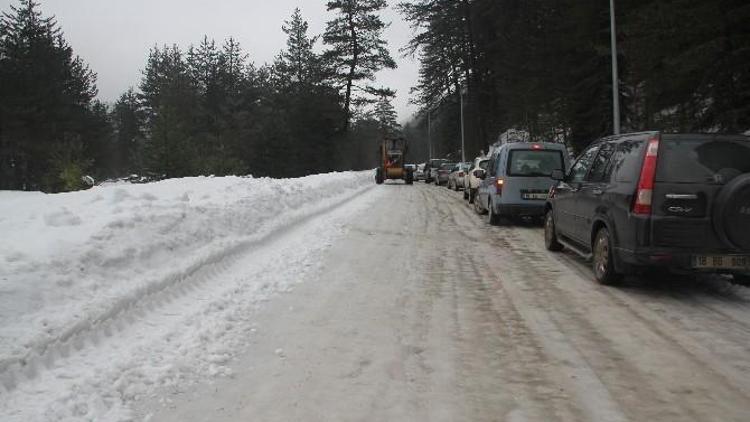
[
  {"left": 592, "top": 227, "right": 621, "bottom": 285},
  {"left": 544, "top": 211, "right": 563, "bottom": 251},
  {"left": 714, "top": 174, "right": 750, "bottom": 250}
]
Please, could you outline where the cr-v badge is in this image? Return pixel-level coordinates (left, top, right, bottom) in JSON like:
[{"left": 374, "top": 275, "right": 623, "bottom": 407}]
[{"left": 668, "top": 206, "right": 693, "bottom": 213}]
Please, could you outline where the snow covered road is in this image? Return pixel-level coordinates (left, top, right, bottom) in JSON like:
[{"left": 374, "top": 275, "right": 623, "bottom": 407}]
[
  {"left": 140, "top": 182, "right": 750, "bottom": 422},
  {"left": 3, "top": 179, "right": 750, "bottom": 421}
]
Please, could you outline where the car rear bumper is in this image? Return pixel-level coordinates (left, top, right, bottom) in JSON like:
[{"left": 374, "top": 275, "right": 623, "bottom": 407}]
[
  {"left": 615, "top": 247, "right": 750, "bottom": 274},
  {"left": 494, "top": 203, "right": 545, "bottom": 217}
]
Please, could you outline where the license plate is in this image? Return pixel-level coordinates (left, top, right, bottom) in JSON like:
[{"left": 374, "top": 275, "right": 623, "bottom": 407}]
[
  {"left": 692, "top": 255, "right": 750, "bottom": 270},
  {"left": 522, "top": 193, "right": 548, "bottom": 200}
]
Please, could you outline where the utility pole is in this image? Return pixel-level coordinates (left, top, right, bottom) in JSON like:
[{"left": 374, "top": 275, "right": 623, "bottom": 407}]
[
  {"left": 460, "top": 87, "right": 466, "bottom": 162},
  {"left": 610, "top": 0, "right": 621, "bottom": 134}
]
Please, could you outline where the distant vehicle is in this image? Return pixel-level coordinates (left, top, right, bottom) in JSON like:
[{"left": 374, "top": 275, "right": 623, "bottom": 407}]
[
  {"left": 464, "top": 157, "right": 489, "bottom": 203},
  {"left": 375, "top": 137, "right": 414, "bottom": 185},
  {"left": 424, "top": 159, "right": 447, "bottom": 183},
  {"left": 475, "top": 142, "right": 570, "bottom": 223},
  {"left": 544, "top": 132, "right": 750, "bottom": 285},
  {"left": 448, "top": 162, "right": 471, "bottom": 191},
  {"left": 436, "top": 162, "right": 456, "bottom": 186},
  {"left": 415, "top": 163, "right": 426, "bottom": 181}
]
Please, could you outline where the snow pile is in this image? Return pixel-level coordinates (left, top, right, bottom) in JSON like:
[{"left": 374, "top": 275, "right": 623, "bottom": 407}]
[{"left": 0, "top": 171, "right": 374, "bottom": 420}]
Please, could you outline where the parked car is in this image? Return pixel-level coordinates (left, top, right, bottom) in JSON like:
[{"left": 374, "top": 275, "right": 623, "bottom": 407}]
[
  {"left": 436, "top": 162, "right": 456, "bottom": 186},
  {"left": 415, "top": 163, "right": 426, "bottom": 181},
  {"left": 544, "top": 132, "right": 750, "bottom": 285},
  {"left": 464, "top": 157, "right": 489, "bottom": 203},
  {"left": 475, "top": 142, "right": 571, "bottom": 223},
  {"left": 448, "top": 162, "right": 471, "bottom": 190},
  {"left": 424, "top": 159, "right": 447, "bottom": 183}
]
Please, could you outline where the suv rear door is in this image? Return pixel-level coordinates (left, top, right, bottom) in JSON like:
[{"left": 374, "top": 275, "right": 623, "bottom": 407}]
[{"left": 651, "top": 135, "right": 750, "bottom": 252}]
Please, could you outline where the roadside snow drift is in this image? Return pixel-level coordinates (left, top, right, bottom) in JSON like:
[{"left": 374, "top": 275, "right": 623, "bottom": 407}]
[{"left": 0, "top": 171, "right": 374, "bottom": 420}]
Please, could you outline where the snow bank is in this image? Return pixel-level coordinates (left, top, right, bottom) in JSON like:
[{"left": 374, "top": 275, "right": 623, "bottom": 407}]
[{"left": 0, "top": 172, "right": 372, "bottom": 385}]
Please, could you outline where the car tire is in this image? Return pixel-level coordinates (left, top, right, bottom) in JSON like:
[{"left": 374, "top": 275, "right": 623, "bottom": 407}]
[
  {"left": 592, "top": 227, "right": 621, "bottom": 285},
  {"left": 463, "top": 189, "right": 469, "bottom": 200},
  {"left": 474, "top": 194, "right": 487, "bottom": 215},
  {"left": 732, "top": 273, "right": 750, "bottom": 286},
  {"left": 544, "top": 211, "right": 563, "bottom": 252},
  {"left": 488, "top": 200, "right": 501, "bottom": 225},
  {"left": 454, "top": 182, "right": 459, "bottom": 191},
  {"left": 376, "top": 168, "right": 384, "bottom": 185}
]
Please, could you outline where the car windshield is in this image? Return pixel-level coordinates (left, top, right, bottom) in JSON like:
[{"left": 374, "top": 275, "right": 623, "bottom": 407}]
[
  {"left": 507, "top": 149, "right": 564, "bottom": 177},
  {"left": 656, "top": 138, "right": 750, "bottom": 184},
  {"left": 440, "top": 163, "right": 455, "bottom": 170}
]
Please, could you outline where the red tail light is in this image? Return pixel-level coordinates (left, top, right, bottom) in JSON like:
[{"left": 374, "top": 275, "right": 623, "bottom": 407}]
[
  {"left": 633, "top": 136, "right": 660, "bottom": 215},
  {"left": 458, "top": 172, "right": 464, "bottom": 177},
  {"left": 495, "top": 178, "right": 504, "bottom": 195}
]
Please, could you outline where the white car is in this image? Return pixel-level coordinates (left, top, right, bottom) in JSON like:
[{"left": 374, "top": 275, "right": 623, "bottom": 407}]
[
  {"left": 463, "top": 157, "right": 489, "bottom": 203},
  {"left": 415, "top": 163, "right": 426, "bottom": 181}
]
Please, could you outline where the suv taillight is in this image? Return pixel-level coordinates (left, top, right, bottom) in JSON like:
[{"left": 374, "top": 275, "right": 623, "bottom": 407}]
[
  {"left": 633, "top": 136, "right": 660, "bottom": 215},
  {"left": 496, "top": 178, "right": 504, "bottom": 195},
  {"left": 459, "top": 172, "right": 464, "bottom": 177}
]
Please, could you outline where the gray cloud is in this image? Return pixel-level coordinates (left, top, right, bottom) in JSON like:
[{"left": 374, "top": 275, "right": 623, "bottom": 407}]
[{"left": 0, "top": 0, "right": 419, "bottom": 122}]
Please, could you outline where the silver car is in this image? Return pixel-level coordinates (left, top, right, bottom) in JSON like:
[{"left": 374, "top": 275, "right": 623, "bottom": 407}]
[
  {"left": 448, "top": 162, "right": 471, "bottom": 191},
  {"left": 436, "top": 162, "right": 455, "bottom": 186},
  {"left": 464, "top": 157, "right": 489, "bottom": 203},
  {"left": 475, "top": 142, "right": 571, "bottom": 224}
]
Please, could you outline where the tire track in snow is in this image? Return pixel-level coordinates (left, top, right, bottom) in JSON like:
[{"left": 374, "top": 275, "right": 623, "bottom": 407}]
[{"left": 0, "top": 182, "right": 375, "bottom": 396}]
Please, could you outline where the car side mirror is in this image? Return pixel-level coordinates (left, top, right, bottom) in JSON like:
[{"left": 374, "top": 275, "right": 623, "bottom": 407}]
[
  {"left": 475, "top": 169, "right": 486, "bottom": 180},
  {"left": 550, "top": 169, "right": 564, "bottom": 181}
]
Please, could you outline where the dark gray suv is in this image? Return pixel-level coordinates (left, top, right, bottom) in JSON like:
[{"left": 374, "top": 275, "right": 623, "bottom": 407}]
[{"left": 544, "top": 131, "right": 750, "bottom": 285}]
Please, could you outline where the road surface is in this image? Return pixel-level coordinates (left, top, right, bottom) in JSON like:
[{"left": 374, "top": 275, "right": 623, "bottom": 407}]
[{"left": 140, "top": 182, "right": 750, "bottom": 422}]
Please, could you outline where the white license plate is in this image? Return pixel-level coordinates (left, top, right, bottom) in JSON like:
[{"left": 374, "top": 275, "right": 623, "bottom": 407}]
[
  {"left": 692, "top": 255, "right": 750, "bottom": 270},
  {"left": 522, "top": 193, "right": 548, "bottom": 200}
]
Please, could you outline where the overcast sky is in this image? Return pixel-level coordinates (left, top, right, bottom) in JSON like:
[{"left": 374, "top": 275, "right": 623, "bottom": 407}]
[{"left": 1, "top": 0, "right": 420, "bottom": 122}]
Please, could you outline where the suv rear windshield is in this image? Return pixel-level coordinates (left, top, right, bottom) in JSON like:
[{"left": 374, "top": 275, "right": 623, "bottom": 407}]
[
  {"left": 656, "top": 138, "right": 750, "bottom": 184},
  {"left": 507, "top": 150, "right": 564, "bottom": 177}
]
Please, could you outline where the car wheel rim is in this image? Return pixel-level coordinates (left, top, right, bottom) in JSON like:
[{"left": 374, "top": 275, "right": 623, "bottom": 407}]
[{"left": 595, "top": 233, "right": 609, "bottom": 277}]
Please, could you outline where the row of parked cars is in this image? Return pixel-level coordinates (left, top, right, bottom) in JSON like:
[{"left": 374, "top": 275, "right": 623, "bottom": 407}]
[{"left": 415, "top": 132, "right": 750, "bottom": 286}]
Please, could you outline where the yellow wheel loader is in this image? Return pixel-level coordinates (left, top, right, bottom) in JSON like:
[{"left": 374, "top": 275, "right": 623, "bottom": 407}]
[{"left": 376, "top": 137, "right": 413, "bottom": 185}]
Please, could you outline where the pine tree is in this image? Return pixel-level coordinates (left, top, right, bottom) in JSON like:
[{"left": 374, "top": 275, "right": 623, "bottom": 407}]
[
  {"left": 372, "top": 88, "right": 401, "bottom": 137},
  {"left": 111, "top": 88, "right": 145, "bottom": 175},
  {"left": 0, "top": 0, "right": 100, "bottom": 190},
  {"left": 275, "top": 8, "right": 321, "bottom": 87},
  {"left": 139, "top": 45, "right": 201, "bottom": 177},
  {"left": 323, "top": 0, "right": 396, "bottom": 132}
]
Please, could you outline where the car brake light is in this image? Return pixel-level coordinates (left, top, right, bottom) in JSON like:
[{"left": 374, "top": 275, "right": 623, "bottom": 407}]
[
  {"left": 459, "top": 172, "right": 464, "bottom": 177},
  {"left": 496, "top": 178, "right": 504, "bottom": 195},
  {"left": 532, "top": 144, "right": 542, "bottom": 150},
  {"left": 633, "top": 136, "right": 660, "bottom": 215}
]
